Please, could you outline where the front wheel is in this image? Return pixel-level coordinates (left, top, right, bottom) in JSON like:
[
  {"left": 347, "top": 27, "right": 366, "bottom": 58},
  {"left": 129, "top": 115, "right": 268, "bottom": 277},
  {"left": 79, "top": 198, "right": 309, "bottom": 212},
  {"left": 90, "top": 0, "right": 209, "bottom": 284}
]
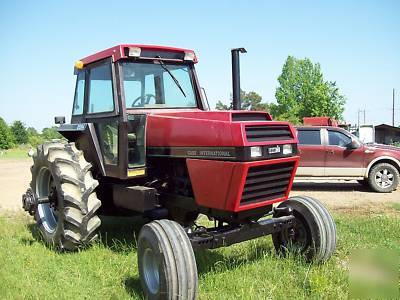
[
  {"left": 272, "top": 196, "right": 336, "bottom": 263},
  {"left": 368, "top": 163, "right": 399, "bottom": 193},
  {"left": 138, "top": 219, "right": 198, "bottom": 300}
]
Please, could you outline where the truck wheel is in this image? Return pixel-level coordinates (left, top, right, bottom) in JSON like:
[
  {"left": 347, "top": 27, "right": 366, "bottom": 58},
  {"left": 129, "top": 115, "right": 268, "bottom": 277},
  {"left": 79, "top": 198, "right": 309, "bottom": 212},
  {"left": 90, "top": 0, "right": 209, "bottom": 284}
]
[
  {"left": 31, "top": 141, "right": 101, "bottom": 250},
  {"left": 368, "top": 163, "right": 399, "bottom": 193},
  {"left": 138, "top": 219, "right": 198, "bottom": 300},
  {"left": 272, "top": 196, "right": 336, "bottom": 263}
]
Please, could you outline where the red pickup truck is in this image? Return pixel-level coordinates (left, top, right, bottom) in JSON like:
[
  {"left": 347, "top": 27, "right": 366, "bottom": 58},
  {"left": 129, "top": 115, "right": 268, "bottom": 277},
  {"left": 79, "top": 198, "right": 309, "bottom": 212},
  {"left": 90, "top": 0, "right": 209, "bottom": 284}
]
[{"left": 296, "top": 126, "right": 400, "bottom": 193}]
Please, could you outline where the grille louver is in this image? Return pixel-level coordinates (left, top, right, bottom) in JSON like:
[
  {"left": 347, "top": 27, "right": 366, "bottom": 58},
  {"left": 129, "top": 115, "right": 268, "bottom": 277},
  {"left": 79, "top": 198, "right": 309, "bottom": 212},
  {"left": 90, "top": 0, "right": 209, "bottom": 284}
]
[
  {"left": 245, "top": 125, "right": 292, "bottom": 142},
  {"left": 240, "top": 162, "right": 294, "bottom": 205}
]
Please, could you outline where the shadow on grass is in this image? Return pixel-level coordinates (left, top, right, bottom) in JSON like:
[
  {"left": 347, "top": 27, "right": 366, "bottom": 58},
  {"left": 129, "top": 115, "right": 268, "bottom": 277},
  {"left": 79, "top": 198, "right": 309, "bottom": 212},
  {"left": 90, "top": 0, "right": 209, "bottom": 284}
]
[
  {"left": 124, "top": 276, "right": 144, "bottom": 299},
  {"left": 195, "top": 240, "right": 275, "bottom": 275},
  {"left": 25, "top": 222, "right": 43, "bottom": 245},
  {"left": 97, "top": 215, "right": 146, "bottom": 253},
  {"left": 24, "top": 215, "right": 146, "bottom": 253}
]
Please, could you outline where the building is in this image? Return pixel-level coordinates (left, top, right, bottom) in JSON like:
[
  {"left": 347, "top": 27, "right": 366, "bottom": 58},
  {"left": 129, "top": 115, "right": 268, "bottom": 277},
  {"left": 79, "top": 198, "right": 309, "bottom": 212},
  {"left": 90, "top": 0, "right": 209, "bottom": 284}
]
[{"left": 374, "top": 124, "right": 400, "bottom": 145}]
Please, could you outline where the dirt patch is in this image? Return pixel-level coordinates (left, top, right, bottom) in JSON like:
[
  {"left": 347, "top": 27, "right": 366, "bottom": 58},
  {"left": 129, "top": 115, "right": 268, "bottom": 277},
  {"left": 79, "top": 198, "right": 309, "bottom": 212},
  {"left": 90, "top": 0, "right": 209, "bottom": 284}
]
[
  {"left": 0, "top": 159, "right": 398, "bottom": 214},
  {"left": 291, "top": 180, "right": 399, "bottom": 215},
  {"left": 0, "top": 159, "right": 32, "bottom": 212}
]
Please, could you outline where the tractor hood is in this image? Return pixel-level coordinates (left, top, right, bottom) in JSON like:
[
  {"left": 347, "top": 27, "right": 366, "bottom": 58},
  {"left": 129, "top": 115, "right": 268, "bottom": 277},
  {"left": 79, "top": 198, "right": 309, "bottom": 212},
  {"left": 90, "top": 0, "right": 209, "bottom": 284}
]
[{"left": 135, "top": 110, "right": 297, "bottom": 148}]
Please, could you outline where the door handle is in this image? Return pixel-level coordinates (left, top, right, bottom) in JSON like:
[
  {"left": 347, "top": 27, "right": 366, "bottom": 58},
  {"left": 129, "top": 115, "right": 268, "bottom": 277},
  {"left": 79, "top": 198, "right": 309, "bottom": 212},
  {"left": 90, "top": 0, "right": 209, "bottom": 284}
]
[{"left": 326, "top": 150, "right": 334, "bottom": 154}]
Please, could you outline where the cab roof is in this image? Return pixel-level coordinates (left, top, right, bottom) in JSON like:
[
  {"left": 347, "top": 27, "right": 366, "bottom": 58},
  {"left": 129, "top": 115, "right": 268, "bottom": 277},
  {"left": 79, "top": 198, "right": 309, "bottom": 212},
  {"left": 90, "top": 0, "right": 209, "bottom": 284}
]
[{"left": 79, "top": 44, "right": 198, "bottom": 65}]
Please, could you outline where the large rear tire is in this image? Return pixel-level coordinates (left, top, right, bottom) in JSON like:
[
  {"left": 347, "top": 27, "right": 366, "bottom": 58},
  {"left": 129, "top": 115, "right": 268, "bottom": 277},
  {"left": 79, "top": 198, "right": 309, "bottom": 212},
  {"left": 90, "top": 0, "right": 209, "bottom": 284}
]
[
  {"left": 31, "top": 141, "right": 101, "bottom": 250},
  {"left": 272, "top": 196, "right": 336, "bottom": 263},
  {"left": 138, "top": 219, "right": 198, "bottom": 300}
]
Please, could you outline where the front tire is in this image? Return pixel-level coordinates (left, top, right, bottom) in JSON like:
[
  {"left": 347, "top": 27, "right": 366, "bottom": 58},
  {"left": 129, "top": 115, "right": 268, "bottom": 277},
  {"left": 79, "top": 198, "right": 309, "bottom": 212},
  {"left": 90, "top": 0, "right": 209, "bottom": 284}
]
[
  {"left": 31, "top": 141, "right": 101, "bottom": 250},
  {"left": 272, "top": 196, "right": 336, "bottom": 263},
  {"left": 138, "top": 219, "right": 198, "bottom": 300},
  {"left": 367, "top": 163, "right": 399, "bottom": 193}
]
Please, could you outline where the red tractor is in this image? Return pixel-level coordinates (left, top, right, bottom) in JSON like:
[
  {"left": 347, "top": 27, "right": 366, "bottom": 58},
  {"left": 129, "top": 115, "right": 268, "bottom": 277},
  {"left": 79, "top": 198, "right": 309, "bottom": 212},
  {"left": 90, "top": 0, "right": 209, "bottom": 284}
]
[{"left": 22, "top": 45, "right": 336, "bottom": 299}]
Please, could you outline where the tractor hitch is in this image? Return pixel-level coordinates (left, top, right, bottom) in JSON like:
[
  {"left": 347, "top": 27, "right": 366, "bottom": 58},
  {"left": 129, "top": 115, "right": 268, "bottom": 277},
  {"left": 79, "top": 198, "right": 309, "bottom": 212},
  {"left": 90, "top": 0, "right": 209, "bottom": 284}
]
[
  {"left": 22, "top": 188, "right": 50, "bottom": 215},
  {"left": 188, "top": 215, "right": 295, "bottom": 251}
]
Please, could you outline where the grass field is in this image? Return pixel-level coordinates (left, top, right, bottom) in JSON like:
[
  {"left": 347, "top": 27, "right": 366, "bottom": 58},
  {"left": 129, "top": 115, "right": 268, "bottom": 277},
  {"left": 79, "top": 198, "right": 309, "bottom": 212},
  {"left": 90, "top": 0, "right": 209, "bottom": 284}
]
[
  {"left": 0, "top": 146, "right": 31, "bottom": 160},
  {"left": 0, "top": 207, "right": 398, "bottom": 300}
]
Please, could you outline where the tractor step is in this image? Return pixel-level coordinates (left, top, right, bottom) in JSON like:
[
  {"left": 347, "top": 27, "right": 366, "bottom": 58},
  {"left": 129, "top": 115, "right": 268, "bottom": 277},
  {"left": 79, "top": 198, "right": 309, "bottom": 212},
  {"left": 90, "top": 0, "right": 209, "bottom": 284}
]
[{"left": 188, "top": 215, "right": 295, "bottom": 251}]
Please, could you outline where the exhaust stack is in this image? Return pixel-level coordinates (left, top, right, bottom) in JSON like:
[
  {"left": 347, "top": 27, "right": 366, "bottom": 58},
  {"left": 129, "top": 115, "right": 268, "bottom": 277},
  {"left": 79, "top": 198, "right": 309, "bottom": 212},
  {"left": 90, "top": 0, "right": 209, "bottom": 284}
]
[{"left": 231, "top": 48, "right": 247, "bottom": 110}]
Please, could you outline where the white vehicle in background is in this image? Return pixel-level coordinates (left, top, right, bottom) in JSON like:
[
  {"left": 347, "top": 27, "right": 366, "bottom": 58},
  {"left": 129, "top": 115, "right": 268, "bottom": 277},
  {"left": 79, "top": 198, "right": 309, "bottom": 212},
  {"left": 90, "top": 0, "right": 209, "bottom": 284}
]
[{"left": 358, "top": 125, "right": 375, "bottom": 144}]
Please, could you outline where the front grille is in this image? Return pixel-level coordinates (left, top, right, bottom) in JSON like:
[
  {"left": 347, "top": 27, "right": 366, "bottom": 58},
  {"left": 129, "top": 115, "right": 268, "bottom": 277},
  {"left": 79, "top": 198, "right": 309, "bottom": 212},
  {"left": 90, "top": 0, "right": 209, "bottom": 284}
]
[
  {"left": 240, "top": 162, "right": 294, "bottom": 205},
  {"left": 245, "top": 125, "right": 292, "bottom": 142}
]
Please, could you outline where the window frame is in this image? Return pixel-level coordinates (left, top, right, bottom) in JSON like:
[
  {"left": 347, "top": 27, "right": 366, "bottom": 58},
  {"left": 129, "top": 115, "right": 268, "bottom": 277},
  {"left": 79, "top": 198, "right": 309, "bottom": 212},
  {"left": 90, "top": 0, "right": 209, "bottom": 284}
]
[
  {"left": 297, "top": 128, "right": 323, "bottom": 146},
  {"left": 72, "top": 71, "right": 85, "bottom": 116},
  {"left": 117, "top": 59, "right": 203, "bottom": 111},
  {"left": 326, "top": 129, "right": 352, "bottom": 148},
  {"left": 84, "top": 58, "right": 119, "bottom": 118}
]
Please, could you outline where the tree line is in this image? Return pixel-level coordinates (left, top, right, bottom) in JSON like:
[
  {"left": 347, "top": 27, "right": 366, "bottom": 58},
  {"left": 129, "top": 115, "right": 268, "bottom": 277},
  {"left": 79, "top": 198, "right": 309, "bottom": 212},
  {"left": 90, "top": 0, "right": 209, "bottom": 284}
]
[
  {"left": 0, "top": 118, "right": 61, "bottom": 150},
  {"left": 216, "top": 55, "right": 346, "bottom": 124}
]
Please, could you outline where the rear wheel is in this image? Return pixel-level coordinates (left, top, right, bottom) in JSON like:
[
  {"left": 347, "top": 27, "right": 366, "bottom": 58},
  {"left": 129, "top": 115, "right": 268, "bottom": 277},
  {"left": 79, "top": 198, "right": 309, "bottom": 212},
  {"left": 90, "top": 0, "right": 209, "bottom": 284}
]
[
  {"left": 138, "top": 219, "right": 198, "bottom": 300},
  {"left": 272, "top": 196, "right": 336, "bottom": 263},
  {"left": 31, "top": 141, "right": 101, "bottom": 250},
  {"left": 368, "top": 163, "right": 399, "bottom": 193}
]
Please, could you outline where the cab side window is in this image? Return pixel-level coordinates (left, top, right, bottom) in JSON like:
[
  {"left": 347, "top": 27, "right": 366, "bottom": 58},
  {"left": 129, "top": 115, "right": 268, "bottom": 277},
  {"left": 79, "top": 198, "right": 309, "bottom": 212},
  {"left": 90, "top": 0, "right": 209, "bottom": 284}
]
[
  {"left": 88, "top": 63, "right": 114, "bottom": 113},
  {"left": 328, "top": 130, "right": 351, "bottom": 147},
  {"left": 297, "top": 130, "right": 321, "bottom": 145},
  {"left": 72, "top": 72, "right": 85, "bottom": 115}
]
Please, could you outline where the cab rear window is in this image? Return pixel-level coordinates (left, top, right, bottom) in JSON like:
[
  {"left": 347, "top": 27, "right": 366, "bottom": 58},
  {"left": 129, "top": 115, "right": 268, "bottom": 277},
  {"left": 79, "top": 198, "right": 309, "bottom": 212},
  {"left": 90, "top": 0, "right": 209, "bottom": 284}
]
[{"left": 298, "top": 130, "right": 321, "bottom": 145}]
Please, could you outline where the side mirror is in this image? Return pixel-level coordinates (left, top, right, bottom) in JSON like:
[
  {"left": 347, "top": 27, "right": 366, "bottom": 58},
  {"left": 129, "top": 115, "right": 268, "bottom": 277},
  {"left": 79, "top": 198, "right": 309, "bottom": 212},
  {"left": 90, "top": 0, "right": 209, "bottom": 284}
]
[
  {"left": 54, "top": 116, "right": 66, "bottom": 125},
  {"left": 348, "top": 138, "right": 361, "bottom": 149}
]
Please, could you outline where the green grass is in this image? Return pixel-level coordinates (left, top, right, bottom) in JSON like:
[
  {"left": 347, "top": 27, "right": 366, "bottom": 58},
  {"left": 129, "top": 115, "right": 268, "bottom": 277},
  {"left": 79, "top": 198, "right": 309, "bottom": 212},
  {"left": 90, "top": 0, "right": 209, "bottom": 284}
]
[
  {"left": 0, "top": 211, "right": 398, "bottom": 300},
  {"left": 0, "top": 146, "right": 31, "bottom": 159}
]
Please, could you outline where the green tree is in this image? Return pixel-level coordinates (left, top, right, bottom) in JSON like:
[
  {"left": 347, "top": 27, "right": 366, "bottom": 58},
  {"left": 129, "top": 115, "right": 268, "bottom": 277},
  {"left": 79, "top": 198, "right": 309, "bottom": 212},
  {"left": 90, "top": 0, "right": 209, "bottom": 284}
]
[
  {"left": 274, "top": 56, "right": 346, "bottom": 124},
  {"left": 0, "top": 117, "right": 14, "bottom": 149},
  {"left": 41, "top": 126, "right": 62, "bottom": 140},
  {"left": 10, "top": 120, "right": 28, "bottom": 144},
  {"left": 215, "top": 90, "right": 270, "bottom": 111},
  {"left": 26, "top": 127, "right": 43, "bottom": 147}
]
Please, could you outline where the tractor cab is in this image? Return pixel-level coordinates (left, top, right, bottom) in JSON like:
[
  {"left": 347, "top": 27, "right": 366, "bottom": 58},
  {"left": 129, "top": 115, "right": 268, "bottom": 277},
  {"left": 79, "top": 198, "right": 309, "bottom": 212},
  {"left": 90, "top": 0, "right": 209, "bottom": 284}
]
[{"left": 65, "top": 45, "right": 207, "bottom": 179}]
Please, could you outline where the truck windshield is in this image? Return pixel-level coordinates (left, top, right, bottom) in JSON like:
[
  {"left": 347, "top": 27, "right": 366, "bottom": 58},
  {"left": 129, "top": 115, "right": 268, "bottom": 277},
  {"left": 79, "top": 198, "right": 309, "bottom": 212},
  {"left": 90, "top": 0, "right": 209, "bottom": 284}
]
[{"left": 121, "top": 62, "right": 197, "bottom": 109}]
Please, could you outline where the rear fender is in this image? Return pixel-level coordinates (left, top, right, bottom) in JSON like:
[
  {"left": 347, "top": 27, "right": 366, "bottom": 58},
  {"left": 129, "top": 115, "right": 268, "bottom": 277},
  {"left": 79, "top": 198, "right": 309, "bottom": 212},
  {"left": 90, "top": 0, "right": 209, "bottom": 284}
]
[{"left": 58, "top": 123, "right": 105, "bottom": 176}]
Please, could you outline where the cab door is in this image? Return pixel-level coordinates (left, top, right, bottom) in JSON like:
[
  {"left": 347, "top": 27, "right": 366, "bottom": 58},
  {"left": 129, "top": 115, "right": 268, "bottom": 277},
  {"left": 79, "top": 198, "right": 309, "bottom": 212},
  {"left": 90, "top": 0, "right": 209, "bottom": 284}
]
[
  {"left": 83, "top": 59, "right": 123, "bottom": 178},
  {"left": 324, "top": 128, "right": 364, "bottom": 176},
  {"left": 296, "top": 128, "right": 325, "bottom": 176}
]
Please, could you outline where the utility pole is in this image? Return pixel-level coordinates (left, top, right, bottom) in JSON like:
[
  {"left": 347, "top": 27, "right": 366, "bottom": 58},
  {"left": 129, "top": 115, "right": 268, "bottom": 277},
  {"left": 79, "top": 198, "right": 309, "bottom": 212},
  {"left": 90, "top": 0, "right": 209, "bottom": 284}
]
[
  {"left": 358, "top": 109, "right": 366, "bottom": 127},
  {"left": 393, "top": 88, "right": 395, "bottom": 126}
]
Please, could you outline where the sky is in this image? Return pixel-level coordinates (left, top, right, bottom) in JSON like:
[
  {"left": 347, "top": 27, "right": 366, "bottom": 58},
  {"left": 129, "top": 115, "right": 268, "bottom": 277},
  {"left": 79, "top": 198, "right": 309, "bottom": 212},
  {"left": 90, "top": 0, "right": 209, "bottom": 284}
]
[{"left": 0, "top": 0, "right": 399, "bottom": 130}]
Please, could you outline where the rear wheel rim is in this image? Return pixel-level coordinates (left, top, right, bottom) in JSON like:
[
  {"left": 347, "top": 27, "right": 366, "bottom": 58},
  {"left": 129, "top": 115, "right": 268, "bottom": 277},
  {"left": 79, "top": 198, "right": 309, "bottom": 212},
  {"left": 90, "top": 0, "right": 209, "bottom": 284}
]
[
  {"left": 36, "top": 167, "right": 58, "bottom": 233},
  {"left": 142, "top": 247, "right": 160, "bottom": 294},
  {"left": 375, "top": 168, "right": 394, "bottom": 188}
]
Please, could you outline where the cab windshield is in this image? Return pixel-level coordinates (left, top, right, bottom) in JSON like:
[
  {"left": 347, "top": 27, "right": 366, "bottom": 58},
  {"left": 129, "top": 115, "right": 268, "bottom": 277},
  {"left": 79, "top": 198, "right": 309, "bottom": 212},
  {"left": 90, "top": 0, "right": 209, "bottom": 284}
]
[{"left": 121, "top": 62, "right": 197, "bottom": 109}]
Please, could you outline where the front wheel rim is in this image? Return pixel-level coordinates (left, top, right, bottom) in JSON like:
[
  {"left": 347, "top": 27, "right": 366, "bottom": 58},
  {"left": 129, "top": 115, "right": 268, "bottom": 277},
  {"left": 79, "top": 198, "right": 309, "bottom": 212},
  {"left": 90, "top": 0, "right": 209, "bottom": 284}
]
[
  {"left": 375, "top": 168, "right": 394, "bottom": 188},
  {"left": 142, "top": 247, "right": 160, "bottom": 294},
  {"left": 36, "top": 167, "right": 58, "bottom": 233},
  {"left": 281, "top": 218, "right": 308, "bottom": 251}
]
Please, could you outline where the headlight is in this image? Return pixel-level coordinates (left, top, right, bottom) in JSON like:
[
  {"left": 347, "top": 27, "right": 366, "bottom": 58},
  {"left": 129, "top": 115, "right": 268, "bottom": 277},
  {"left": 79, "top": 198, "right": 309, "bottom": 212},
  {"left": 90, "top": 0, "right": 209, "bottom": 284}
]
[
  {"left": 282, "top": 144, "right": 293, "bottom": 155},
  {"left": 250, "top": 146, "right": 262, "bottom": 158}
]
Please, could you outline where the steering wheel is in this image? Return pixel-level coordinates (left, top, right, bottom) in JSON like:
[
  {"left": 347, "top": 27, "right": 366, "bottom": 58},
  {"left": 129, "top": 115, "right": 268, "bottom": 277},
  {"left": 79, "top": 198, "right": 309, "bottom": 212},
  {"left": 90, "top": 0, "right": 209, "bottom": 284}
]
[{"left": 131, "top": 94, "right": 157, "bottom": 107}]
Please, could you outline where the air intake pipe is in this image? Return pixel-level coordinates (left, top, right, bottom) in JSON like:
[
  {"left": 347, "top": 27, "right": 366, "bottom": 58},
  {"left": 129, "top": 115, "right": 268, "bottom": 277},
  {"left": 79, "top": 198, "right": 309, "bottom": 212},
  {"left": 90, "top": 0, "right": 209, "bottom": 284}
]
[{"left": 231, "top": 47, "right": 247, "bottom": 110}]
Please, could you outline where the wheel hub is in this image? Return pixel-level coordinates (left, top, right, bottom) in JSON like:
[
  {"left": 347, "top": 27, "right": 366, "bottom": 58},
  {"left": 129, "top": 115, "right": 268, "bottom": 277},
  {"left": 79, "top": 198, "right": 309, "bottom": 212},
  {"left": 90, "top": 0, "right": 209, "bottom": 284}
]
[
  {"left": 375, "top": 169, "right": 393, "bottom": 188},
  {"left": 36, "top": 167, "right": 58, "bottom": 233}
]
